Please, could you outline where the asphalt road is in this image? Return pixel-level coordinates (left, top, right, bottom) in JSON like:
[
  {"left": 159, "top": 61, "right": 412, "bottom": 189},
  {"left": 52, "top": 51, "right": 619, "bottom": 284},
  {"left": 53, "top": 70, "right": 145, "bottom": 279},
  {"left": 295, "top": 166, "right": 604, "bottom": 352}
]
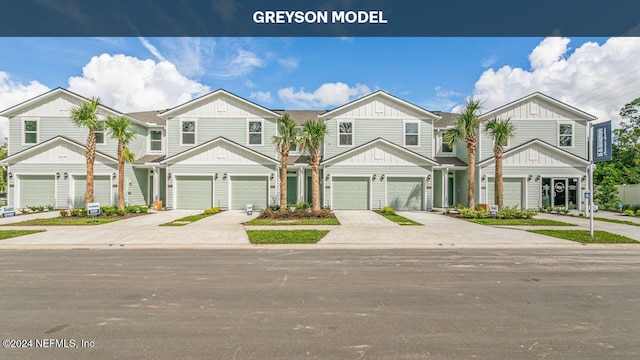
[{"left": 1, "top": 249, "right": 639, "bottom": 359}]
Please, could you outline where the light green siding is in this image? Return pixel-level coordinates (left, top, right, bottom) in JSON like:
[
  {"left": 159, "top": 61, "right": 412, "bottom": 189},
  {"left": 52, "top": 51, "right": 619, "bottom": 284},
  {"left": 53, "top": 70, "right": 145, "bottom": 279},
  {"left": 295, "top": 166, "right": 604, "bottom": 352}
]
[
  {"left": 387, "top": 177, "right": 423, "bottom": 210},
  {"left": 176, "top": 176, "right": 213, "bottom": 210},
  {"left": 433, "top": 170, "right": 443, "bottom": 208},
  {"left": 167, "top": 117, "right": 277, "bottom": 158},
  {"left": 231, "top": 176, "right": 268, "bottom": 210},
  {"left": 19, "top": 175, "right": 55, "bottom": 208},
  {"left": 332, "top": 177, "right": 369, "bottom": 210},
  {"left": 487, "top": 178, "right": 524, "bottom": 208},
  {"left": 454, "top": 170, "right": 468, "bottom": 207}
]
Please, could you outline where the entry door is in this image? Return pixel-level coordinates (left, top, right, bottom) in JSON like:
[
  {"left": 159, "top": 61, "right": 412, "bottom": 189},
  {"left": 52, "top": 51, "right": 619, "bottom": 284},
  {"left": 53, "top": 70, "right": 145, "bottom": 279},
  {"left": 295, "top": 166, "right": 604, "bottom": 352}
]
[
  {"left": 447, "top": 177, "right": 454, "bottom": 206},
  {"left": 553, "top": 179, "right": 567, "bottom": 207}
]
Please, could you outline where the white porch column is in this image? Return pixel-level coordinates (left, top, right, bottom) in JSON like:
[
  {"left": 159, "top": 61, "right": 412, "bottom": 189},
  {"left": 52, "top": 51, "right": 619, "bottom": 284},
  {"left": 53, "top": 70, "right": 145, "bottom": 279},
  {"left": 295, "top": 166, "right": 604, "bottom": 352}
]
[
  {"left": 443, "top": 168, "right": 449, "bottom": 208},
  {"left": 152, "top": 166, "right": 159, "bottom": 202}
]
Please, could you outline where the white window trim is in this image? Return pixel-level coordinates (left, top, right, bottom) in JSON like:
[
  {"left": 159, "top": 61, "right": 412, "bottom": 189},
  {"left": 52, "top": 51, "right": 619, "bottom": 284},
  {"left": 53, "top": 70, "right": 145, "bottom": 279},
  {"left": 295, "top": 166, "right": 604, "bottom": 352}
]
[
  {"left": 180, "top": 119, "right": 197, "bottom": 146},
  {"left": 337, "top": 120, "right": 354, "bottom": 148},
  {"left": 247, "top": 118, "right": 265, "bottom": 146},
  {"left": 94, "top": 121, "right": 106, "bottom": 145},
  {"left": 557, "top": 121, "right": 575, "bottom": 148},
  {"left": 438, "top": 133, "right": 455, "bottom": 156},
  {"left": 22, "top": 118, "right": 39, "bottom": 145},
  {"left": 148, "top": 128, "right": 164, "bottom": 153},
  {"left": 403, "top": 120, "right": 420, "bottom": 147}
]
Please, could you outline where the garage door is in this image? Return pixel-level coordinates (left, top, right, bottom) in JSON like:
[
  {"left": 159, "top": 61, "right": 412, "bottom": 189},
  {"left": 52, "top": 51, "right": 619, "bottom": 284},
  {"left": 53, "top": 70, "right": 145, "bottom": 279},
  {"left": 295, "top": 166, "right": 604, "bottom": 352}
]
[
  {"left": 487, "top": 178, "right": 523, "bottom": 208},
  {"left": 231, "top": 176, "right": 268, "bottom": 210},
  {"left": 332, "top": 177, "right": 369, "bottom": 210},
  {"left": 74, "top": 175, "right": 111, "bottom": 208},
  {"left": 19, "top": 175, "right": 55, "bottom": 208},
  {"left": 387, "top": 177, "right": 423, "bottom": 211},
  {"left": 176, "top": 176, "right": 213, "bottom": 210}
]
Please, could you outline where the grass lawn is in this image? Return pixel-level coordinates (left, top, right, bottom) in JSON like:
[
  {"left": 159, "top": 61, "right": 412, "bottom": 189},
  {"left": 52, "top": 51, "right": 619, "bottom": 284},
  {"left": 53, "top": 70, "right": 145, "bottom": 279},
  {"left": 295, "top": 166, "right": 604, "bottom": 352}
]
[
  {"left": 160, "top": 213, "right": 213, "bottom": 226},
  {"left": 4, "top": 217, "right": 122, "bottom": 226},
  {"left": 0, "top": 229, "right": 46, "bottom": 240},
  {"left": 247, "top": 230, "right": 329, "bottom": 244},
  {"left": 527, "top": 229, "right": 638, "bottom": 244},
  {"left": 467, "top": 218, "right": 576, "bottom": 226},
  {"left": 593, "top": 217, "right": 640, "bottom": 227},
  {"left": 378, "top": 213, "right": 422, "bottom": 226},
  {"left": 244, "top": 218, "right": 340, "bottom": 226}
]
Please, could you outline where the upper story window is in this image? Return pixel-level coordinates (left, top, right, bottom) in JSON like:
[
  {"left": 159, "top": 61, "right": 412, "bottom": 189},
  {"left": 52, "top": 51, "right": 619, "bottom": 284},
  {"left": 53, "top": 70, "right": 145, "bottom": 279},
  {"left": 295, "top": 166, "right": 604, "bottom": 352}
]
[
  {"left": 23, "top": 119, "right": 38, "bottom": 144},
  {"left": 404, "top": 121, "right": 419, "bottom": 147},
  {"left": 439, "top": 133, "right": 454, "bottom": 154},
  {"left": 338, "top": 121, "right": 353, "bottom": 146},
  {"left": 181, "top": 120, "right": 196, "bottom": 145},
  {"left": 94, "top": 121, "right": 105, "bottom": 145},
  {"left": 248, "top": 120, "right": 263, "bottom": 145},
  {"left": 149, "top": 129, "right": 163, "bottom": 152},
  {"left": 290, "top": 126, "right": 302, "bottom": 153},
  {"left": 558, "top": 122, "right": 573, "bottom": 147}
]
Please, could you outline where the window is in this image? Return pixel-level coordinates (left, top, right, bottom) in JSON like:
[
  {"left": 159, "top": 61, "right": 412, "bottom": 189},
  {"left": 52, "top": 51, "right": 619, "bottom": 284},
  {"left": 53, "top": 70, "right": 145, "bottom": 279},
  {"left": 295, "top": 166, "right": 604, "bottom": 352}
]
[
  {"left": 248, "top": 120, "right": 263, "bottom": 145},
  {"left": 290, "top": 126, "right": 302, "bottom": 153},
  {"left": 23, "top": 119, "right": 38, "bottom": 144},
  {"left": 558, "top": 123, "right": 573, "bottom": 147},
  {"left": 150, "top": 130, "right": 162, "bottom": 151},
  {"left": 181, "top": 120, "right": 196, "bottom": 145},
  {"left": 440, "top": 134, "right": 453, "bottom": 154},
  {"left": 404, "top": 121, "right": 419, "bottom": 146},
  {"left": 338, "top": 121, "right": 353, "bottom": 146},
  {"left": 94, "top": 121, "right": 105, "bottom": 145}
]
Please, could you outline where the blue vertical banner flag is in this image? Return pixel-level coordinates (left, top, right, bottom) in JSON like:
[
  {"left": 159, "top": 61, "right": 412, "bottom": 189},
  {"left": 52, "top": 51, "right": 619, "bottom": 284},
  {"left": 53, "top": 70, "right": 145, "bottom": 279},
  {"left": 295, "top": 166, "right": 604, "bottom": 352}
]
[{"left": 592, "top": 121, "right": 612, "bottom": 163}]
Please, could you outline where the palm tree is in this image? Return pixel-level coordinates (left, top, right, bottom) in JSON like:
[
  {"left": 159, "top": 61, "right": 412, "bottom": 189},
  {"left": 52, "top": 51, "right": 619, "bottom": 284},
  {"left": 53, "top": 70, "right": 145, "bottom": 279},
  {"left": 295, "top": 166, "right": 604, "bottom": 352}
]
[
  {"left": 298, "top": 119, "right": 327, "bottom": 212},
  {"left": 272, "top": 113, "right": 299, "bottom": 212},
  {"left": 105, "top": 116, "right": 136, "bottom": 211},
  {"left": 484, "top": 117, "right": 516, "bottom": 208},
  {"left": 444, "top": 99, "right": 481, "bottom": 209},
  {"left": 70, "top": 97, "right": 101, "bottom": 208}
]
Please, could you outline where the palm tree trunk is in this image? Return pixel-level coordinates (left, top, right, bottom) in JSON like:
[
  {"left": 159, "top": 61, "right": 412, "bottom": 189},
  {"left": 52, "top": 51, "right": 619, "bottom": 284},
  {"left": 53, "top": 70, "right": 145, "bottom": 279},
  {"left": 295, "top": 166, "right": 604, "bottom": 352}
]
[
  {"left": 280, "top": 150, "right": 288, "bottom": 212},
  {"left": 118, "top": 141, "right": 125, "bottom": 211},
  {"left": 85, "top": 129, "right": 96, "bottom": 207},
  {"left": 311, "top": 148, "right": 321, "bottom": 212},
  {"left": 467, "top": 143, "right": 475, "bottom": 209},
  {"left": 495, "top": 152, "right": 503, "bottom": 208}
]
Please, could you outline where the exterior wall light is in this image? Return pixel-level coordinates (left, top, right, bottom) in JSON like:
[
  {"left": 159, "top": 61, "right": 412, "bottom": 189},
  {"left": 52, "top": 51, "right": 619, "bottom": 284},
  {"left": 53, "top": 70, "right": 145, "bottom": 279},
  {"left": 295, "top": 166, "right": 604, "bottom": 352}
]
[
  {"left": 481, "top": 174, "right": 486, "bottom": 181},
  {"left": 581, "top": 175, "right": 587, "bottom": 182},
  {"left": 427, "top": 174, "right": 431, "bottom": 181},
  {"left": 56, "top": 172, "right": 60, "bottom": 179},
  {"left": 372, "top": 174, "right": 377, "bottom": 181},
  {"left": 167, "top": 172, "right": 172, "bottom": 180},
  {"left": 214, "top": 173, "right": 218, "bottom": 180},
  {"left": 270, "top": 173, "right": 275, "bottom": 180},
  {"left": 325, "top": 174, "right": 330, "bottom": 181},
  {"left": 536, "top": 175, "right": 541, "bottom": 182},
  {"left": 380, "top": 174, "right": 385, "bottom": 181},
  {"left": 112, "top": 172, "right": 117, "bottom": 180},
  {"left": 222, "top": 173, "right": 227, "bottom": 180},
  {"left": 527, "top": 174, "right": 533, "bottom": 182},
  {"left": 8, "top": 172, "right": 12, "bottom": 179},
  {"left": 63, "top": 172, "right": 68, "bottom": 180}
]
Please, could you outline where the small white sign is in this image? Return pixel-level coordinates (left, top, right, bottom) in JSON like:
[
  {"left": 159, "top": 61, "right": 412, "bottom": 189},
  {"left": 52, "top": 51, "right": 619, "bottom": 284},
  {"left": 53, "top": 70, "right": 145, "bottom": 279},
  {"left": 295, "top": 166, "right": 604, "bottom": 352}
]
[
  {"left": 584, "top": 191, "right": 591, "bottom": 199},
  {"left": 489, "top": 205, "right": 499, "bottom": 213},
  {"left": 87, "top": 202, "right": 100, "bottom": 215},
  {"left": 246, "top": 204, "right": 253, "bottom": 216},
  {"left": 2, "top": 206, "right": 16, "bottom": 218}
]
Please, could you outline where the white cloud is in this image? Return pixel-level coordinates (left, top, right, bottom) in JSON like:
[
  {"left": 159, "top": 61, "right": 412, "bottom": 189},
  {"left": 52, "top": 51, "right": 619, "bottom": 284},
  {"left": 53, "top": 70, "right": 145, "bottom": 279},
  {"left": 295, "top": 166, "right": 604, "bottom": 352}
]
[
  {"left": 68, "top": 53, "right": 210, "bottom": 112},
  {"left": 423, "top": 86, "right": 460, "bottom": 111},
  {"left": 0, "top": 72, "right": 50, "bottom": 141},
  {"left": 472, "top": 37, "right": 640, "bottom": 123},
  {"left": 278, "top": 82, "right": 371, "bottom": 109},
  {"left": 138, "top": 37, "right": 167, "bottom": 62},
  {"left": 481, "top": 55, "right": 497, "bottom": 68},
  {"left": 277, "top": 57, "right": 300, "bottom": 71},
  {"left": 250, "top": 91, "right": 273, "bottom": 104}
]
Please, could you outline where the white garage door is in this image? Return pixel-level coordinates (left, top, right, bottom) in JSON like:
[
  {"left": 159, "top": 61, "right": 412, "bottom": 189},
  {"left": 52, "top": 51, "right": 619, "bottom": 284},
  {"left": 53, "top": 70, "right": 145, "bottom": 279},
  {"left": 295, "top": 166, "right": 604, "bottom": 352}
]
[
  {"left": 387, "top": 177, "right": 423, "bottom": 211},
  {"left": 332, "top": 177, "right": 369, "bottom": 210},
  {"left": 231, "top": 176, "right": 268, "bottom": 210},
  {"left": 19, "top": 175, "right": 55, "bottom": 208},
  {"left": 176, "top": 176, "right": 213, "bottom": 210},
  {"left": 487, "top": 178, "right": 523, "bottom": 208},
  {"left": 74, "top": 175, "right": 111, "bottom": 208}
]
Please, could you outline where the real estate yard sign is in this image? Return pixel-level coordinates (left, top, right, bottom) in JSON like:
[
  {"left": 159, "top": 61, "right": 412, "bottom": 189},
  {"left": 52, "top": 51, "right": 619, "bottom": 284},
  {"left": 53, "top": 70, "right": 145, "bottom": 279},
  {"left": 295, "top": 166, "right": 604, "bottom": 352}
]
[
  {"left": 87, "top": 202, "right": 100, "bottom": 216},
  {"left": 593, "top": 121, "right": 612, "bottom": 163},
  {"left": 2, "top": 206, "right": 16, "bottom": 218}
]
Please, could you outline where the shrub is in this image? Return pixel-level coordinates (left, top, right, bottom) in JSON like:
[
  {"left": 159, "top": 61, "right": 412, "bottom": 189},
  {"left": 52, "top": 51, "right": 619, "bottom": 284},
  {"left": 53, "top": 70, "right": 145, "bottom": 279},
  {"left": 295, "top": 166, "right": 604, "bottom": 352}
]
[
  {"left": 623, "top": 209, "right": 635, "bottom": 217},
  {"left": 458, "top": 207, "right": 490, "bottom": 219},
  {"left": 70, "top": 208, "right": 87, "bottom": 217},
  {"left": 378, "top": 206, "right": 396, "bottom": 216},
  {"left": 59, "top": 209, "right": 69, "bottom": 217},
  {"left": 295, "top": 201, "right": 311, "bottom": 210},
  {"left": 268, "top": 204, "right": 281, "bottom": 211},
  {"left": 101, "top": 206, "right": 117, "bottom": 216},
  {"left": 498, "top": 206, "right": 537, "bottom": 219},
  {"left": 46, "top": 204, "right": 54, "bottom": 211},
  {"left": 204, "top": 207, "right": 222, "bottom": 215}
]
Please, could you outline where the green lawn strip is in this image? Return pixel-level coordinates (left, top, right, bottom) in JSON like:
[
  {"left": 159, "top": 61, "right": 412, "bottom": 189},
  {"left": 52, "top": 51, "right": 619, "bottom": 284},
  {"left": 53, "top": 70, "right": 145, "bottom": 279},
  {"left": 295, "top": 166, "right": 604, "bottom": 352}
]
[
  {"left": 0, "top": 229, "right": 46, "bottom": 240},
  {"left": 527, "top": 230, "right": 638, "bottom": 244},
  {"left": 159, "top": 213, "right": 213, "bottom": 226},
  {"left": 379, "top": 213, "right": 422, "bottom": 226},
  {"left": 593, "top": 217, "right": 640, "bottom": 227},
  {"left": 247, "top": 230, "right": 329, "bottom": 244},
  {"left": 467, "top": 218, "right": 576, "bottom": 226},
  {"left": 244, "top": 218, "right": 340, "bottom": 226},
  {"left": 3, "top": 217, "right": 121, "bottom": 226}
]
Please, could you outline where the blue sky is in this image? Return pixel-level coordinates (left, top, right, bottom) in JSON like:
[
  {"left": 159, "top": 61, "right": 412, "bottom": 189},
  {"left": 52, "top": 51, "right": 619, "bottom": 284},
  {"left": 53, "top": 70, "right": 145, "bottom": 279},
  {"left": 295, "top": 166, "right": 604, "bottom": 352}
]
[{"left": 1, "top": 36, "right": 638, "bottom": 137}]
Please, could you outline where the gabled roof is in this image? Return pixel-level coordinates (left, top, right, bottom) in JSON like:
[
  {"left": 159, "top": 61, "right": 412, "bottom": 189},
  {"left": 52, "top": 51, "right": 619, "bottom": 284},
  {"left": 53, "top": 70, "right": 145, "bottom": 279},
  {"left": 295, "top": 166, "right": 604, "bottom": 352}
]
[
  {"left": 321, "top": 138, "right": 439, "bottom": 166},
  {"left": 477, "top": 138, "right": 589, "bottom": 166},
  {"left": 134, "top": 154, "right": 166, "bottom": 164},
  {"left": 2, "top": 135, "right": 118, "bottom": 164},
  {"left": 0, "top": 87, "right": 152, "bottom": 128},
  {"left": 479, "top": 92, "right": 597, "bottom": 121},
  {"left": 318, "top": 90, "right": 441, "bottom": 120},
  {"left": 160, "top": 136, "right": 278, "bottom": 165},
  {"left": 433, "top": 112, "right": 459, "bottom": 128},
  {"left": 159, "top": 89, "right": 281, "bottom": 118},
  {"left": 435, "top": 156, "right": 467, "bottom": 167},
  {"left": 127, "top": 110, "right": 167, "bottom": 126}
]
